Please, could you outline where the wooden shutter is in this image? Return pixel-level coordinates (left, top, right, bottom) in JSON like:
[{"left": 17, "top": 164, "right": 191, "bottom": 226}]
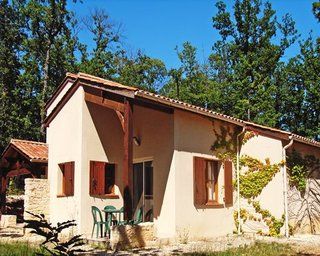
[
  {"left": 90, "top": 161, "right": 106, "bottom": 196},
  {"left": 194, "top": 157, "right": 206, "bottom": 206},
  {"left": 224, "top": 160, "right": 233, "bottom": 205},
  {"left": 63, "top": 162, "right": 74, "bottom": 196}
]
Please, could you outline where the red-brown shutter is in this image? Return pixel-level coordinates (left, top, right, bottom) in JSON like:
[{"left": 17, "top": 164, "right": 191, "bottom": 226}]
[
  {"left": 90, "top": 161, "right": 106, "bottom": 196},
  {"left": 224, "top": 160, "right": 233, "bottom": 205},
  {"left": 64, "top": 162, "right": 74, "bottom": 196},
  {"left": 90, "top": 161, "right": 95, "bottom": 195},
  {"left": 194, "top": 157, "right": 206, "bottom": 206}
]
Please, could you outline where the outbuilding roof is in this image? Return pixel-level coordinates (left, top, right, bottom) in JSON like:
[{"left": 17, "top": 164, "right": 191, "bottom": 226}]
[{"left": 2, "top": 139, "right": 48, "bottom": 163}]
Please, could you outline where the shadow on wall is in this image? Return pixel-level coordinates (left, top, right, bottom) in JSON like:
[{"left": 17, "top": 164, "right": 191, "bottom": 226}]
[
  {"left": 287, "top": 143, "right": 320, "bottom": 235},
  {"left": 88, "top": 102, "right": 174, "bottom": 223}
]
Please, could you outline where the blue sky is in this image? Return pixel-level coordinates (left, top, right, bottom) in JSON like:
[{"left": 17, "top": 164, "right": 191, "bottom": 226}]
[{"left": 69, "top": 0, "right": 319, "bottom": 69}]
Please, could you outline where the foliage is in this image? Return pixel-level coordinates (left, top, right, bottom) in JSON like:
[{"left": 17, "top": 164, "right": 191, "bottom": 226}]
[
  {"left": 161, "top": 42, "right": 213, "bottom": 107},
  {"left": 209, "top": 0, "right": 298, "bottom": 127},
  {"left": 0, "top": 0, "right": 320, "bottom": 154},
  {"left": 7, "top": 179, "right": 24, "bottom": 196},
  {"left": 252, "top": 201, "right": 284, "bottom": 236},
  {"left": 116, "top": 50, "right": 167, "bottom": 92},
  {"left": 210, "top": 124, "right": 242, "bottom": 162},
  {"left": 242, "top": 131, "right": 258, "bottom": 145},
  {"left": 183, "top": 242, "right": 294, "bottom": 256},
  {"left": 239, "top": 156, "right": 281, "bottom": 199},
  {"left": 24, "top": 212, "right": 85, "bottom": 256},
  {"left": 0, "top": 242, "right": 45, "bottom": 256},
  {"left": 287, "top": 150, "right": 320, "bottom": 194}
]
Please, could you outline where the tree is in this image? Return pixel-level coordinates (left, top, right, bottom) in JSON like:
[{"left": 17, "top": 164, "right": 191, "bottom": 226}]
[
  {"left": 0, "top": 0, "right": 26, "bottom": 152},
  {"left": 21, "top": 0, "right": 79, "bottom": 139},
  {"left": 209, "top": 0, "right": 298, "bottom": 126},
  {"left": 161, "top": 42, "right": 212, "bottom": 107},
  {"left": 78, "top": 9, "right": 122, "bottom": 79},
  {"left": 116, "top": 50, "right": 167, "bottom": 92}
]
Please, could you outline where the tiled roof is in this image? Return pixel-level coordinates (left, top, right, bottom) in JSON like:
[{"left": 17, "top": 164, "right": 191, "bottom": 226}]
[
  {"left": 70, "top": 72, "right": 138, "bottom": 91},
  {"left": 46, "top": 72, "right": 320, "bottom": 148},
  {"left": 135, "top": 90, "right": 320, "bottom": 148},
  {"left": 9, "top": 139, "right": 48, "bottom": 162}
]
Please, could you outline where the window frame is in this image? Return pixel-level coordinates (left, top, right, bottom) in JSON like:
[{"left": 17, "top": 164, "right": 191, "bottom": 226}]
[
  {"left": 89, "top": 161, "right": 119, "bottom": 199},
  {"left": 194, "top": 156, "right": 225, "bottom": 208},
  {"left": 205, "top": 159, "right": 220, "bottom": 205},
  {"left": 57, "top": 161, "right": 75, "bottom": 197}
]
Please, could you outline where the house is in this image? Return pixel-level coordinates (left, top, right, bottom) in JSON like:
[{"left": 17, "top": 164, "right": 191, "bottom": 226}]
[{"left": 43, "top": 72, "right": 320, "bottom": 240}]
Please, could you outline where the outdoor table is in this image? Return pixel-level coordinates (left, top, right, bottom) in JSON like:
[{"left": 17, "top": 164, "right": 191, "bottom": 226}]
[{"left": 102, "top": 208, "right": 124, "bottom": 226}]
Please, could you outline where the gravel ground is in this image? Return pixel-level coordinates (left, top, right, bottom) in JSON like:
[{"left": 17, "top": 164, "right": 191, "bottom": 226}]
[
  {"left": 91, "top": 234, "right": 320, "bottom": 255},
  {"left": 2, "top": 233, "right": 320, "bottom": 255}
]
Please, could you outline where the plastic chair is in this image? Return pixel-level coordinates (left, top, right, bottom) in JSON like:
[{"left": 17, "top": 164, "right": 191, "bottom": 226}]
[
  {"left": 118, "top": 207, "right": 127, "bottom": 225},
  {"left": 129, "top": 207, "right": 143, "bottom": 225},
  {"left": 145, "top": 208, "right": 153, "bottom": 222},
  {"left": 104, "top": 205, "right": 117, "bottom": 226},
  {"left": 91, "top": 206, "right": 109, "bottom": 238}
]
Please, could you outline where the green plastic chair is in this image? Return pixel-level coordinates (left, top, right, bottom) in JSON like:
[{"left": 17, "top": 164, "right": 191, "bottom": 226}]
[
  {"left": 134, "top": 207, "right": 143, "bottom": 224},
  {"left": 129, "top": 207, "right": 143, "bottom": 225},
  {"left": 104, "top": 205, "right": 117, "bottom": 226},
  {"left": 145, "top": 209, "right": 153, "bottom": 222},
  {"left": 91, "top": 206, "right": 109, "bottom": 238},
  {"left": 118, "top": 207, "right": 127, "bottom": 225}
]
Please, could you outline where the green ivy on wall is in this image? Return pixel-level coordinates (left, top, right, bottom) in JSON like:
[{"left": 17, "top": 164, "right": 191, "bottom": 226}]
[
  {"left": 239, "top": 156, "right": 282, "bottom": 199},
  {"left": 211, "top": 128, "right": 284, "bottom": 236},
  {"left": 287, "top": 149, "right": 320, "bottom": 194}
]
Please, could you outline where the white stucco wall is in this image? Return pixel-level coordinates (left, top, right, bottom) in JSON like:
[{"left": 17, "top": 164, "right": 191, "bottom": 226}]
[
  {"left": 173, "top": 110, "right": 234, "bottom": 238},
  {"left": 47, "top": 86, "right": 84, "bottom": 234},
  {"left": 241, "top": 135, "right": 285, "bottom": 219}
]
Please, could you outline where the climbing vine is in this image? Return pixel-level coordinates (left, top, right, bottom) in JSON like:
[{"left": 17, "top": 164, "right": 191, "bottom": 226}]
[
  {"left": 211, "top": 127, "right": 284, "bottom": 236},
  {"left": 239, "top": 156, "right": 282, "bottom": 199},
  {"left": 287, "top": 149, "right": 320, "bottom": 194}
]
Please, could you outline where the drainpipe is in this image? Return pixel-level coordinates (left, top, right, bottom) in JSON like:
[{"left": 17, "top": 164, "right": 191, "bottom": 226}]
[
  {"left": 283, "top": 135, "right": 293, "bottom": 238},
  {"left": 237, "top": 126, "right": 246, "bottom": 235}
]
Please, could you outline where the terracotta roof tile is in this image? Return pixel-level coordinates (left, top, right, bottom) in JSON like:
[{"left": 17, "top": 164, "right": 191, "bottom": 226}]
[{"left": 10, "top": 139, "right": 48, "bottom": 162}]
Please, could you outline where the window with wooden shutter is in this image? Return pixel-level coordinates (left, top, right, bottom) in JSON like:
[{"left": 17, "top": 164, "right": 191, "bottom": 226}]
[
  {"left": 58, "top": 162, "right": 74, "bottom": 197},
  {"left": 90, "top": 161, "right": 116, "bottom": 198},
  {"left": 224, "top": 160, "right": 233, "bottom": 206},
  {"left": 194, "top": 157, "right": 206, "bottom": 206},
  {"left": 194, "top": 157, "right": 223, "bottom": 207}
]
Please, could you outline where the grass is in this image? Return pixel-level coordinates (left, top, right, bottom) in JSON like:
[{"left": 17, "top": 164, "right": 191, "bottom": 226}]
[
  {"left": 184, "top": 242, "right": 296, "bottom": 256},
  {"left": 0, "top": 242, "right": 44, "bottom": 256}
]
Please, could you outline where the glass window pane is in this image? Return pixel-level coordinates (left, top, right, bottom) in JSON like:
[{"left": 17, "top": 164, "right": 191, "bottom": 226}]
[
  {"left": 105, "top": 164, "right": 115, "bottom": 194},
  {"left": 144, "top": 161, "right": 153, "bottom": 197}
]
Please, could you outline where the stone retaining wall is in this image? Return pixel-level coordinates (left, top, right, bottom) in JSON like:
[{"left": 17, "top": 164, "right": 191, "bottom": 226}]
[
  {"left": 24, "top": 178, "right": 50, "bottom": 221},
  {"left": 110, "top": 222, "right": 155, "bottom": 249}
]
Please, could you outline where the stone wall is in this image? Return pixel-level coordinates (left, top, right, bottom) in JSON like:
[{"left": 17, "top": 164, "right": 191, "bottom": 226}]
[
  {"left": 110, "top": 223, "right": 155, "bottom": 249},
  {"left": 24, "top": 178, "right": 50, "bottom": 221}
]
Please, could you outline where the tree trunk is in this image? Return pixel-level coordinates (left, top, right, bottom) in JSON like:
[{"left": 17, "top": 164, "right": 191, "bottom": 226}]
[{"left": 40, "top": 42, "right": 51, "bottom": 139}]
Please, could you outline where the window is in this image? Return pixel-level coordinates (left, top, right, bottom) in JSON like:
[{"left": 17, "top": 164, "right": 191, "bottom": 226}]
[
  {"left": 194, "top": 157, "right": 233, "bottom": 207},
  {"left": 206, "top": 160, "right": 219, "bottom": 203},
  {"left": 58, "top": 162, "right": 74, "bottom": 197},
  {"left": 90, "top": 161, "right": 116, "bottom": 197}
]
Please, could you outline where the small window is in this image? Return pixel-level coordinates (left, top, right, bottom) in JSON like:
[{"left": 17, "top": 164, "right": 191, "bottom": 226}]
[
  {"left": 206, "top": 160, "right": 219, "bottom": 203},
  {"left": 90, "top": 161, "right": 116, "bottom": 197},
  {"left": 194, "top": 157, "right": 233, "bottom": 207},
  {"left": 58, "top": 162, "right": 74, "bottom": 197}
]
